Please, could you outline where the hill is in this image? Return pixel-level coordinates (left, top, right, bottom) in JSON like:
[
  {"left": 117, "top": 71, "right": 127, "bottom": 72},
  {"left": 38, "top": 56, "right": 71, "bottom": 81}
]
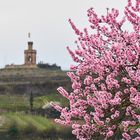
[{"left": 0, "top": 68, "right": 70, "bottom": 96}]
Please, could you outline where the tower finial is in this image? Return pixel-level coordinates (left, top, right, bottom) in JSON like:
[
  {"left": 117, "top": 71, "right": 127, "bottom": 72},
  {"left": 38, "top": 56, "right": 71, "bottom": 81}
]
[
  {"left": 28, "top": 32, "right": 31, "bottom": 38},
  {"left": 28, "top": 32, "right": 31, "bottom": 41}
]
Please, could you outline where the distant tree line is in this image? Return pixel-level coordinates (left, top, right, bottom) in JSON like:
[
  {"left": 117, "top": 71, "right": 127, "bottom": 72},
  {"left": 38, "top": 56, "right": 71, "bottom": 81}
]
[{"left": 37, "top": 61, "right": 61, "bottom": 70}]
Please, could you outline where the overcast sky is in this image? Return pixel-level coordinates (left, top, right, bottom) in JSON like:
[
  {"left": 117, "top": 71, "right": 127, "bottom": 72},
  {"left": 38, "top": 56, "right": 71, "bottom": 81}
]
[{"left": 0, "top": 0, "right": 127, "bottom": 70}]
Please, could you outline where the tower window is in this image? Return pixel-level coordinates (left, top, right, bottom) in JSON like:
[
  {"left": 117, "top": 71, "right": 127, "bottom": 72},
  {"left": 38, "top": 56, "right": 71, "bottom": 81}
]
[{"left": 28, "top": 56, "right": 32, "bottom": 63}]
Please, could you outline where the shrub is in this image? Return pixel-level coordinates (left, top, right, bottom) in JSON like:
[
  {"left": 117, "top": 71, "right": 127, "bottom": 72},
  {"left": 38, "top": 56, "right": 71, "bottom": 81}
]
[{"left": 8, "top": 123, "right": 19, "bottom": 137}]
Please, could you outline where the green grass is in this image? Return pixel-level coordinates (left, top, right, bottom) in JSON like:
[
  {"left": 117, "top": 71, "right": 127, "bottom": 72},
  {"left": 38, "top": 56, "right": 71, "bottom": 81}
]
[
  {"left": 0, "top": 93, "right": 71, "bottom": 139},
  {"left": 0, "top": 112, "right": 74, "bottom": 140},
  {"left": 0, "top": 68, "right": 73, "bottom": 139},
  {"left": 35, "top": 93, "right": 69, "bottom": 107},
  {"left": 3, "top": 112, "right": 68, "bottom": 130},
  {"left": 0, "top": 93, "right": 69, "bottom": 112},
  {"left": 0, "top": 94, "right": 29, "bottom": 111}
]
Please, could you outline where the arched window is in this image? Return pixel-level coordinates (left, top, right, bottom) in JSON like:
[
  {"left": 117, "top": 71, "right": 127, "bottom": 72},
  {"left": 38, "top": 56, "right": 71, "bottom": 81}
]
[{"left": 28, "top": 56, "right": 32, "bottom": 63}]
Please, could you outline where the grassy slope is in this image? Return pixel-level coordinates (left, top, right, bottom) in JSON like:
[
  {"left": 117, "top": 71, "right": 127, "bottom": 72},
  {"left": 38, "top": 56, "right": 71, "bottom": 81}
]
[
  {"left": 0, "top": 113, "right": 74, "bottom": 140},
  {"left": 0, "top": 68, "right": 68, "bottom": 82},
  {"left": 0, "top": 94, "right": 72, "bottom": 139},
  {"left": 0, "top": 93, "right": 68, "bottom": 111},
  {"left": 0, "top": 68, "right": 73, "bottom": 139}
]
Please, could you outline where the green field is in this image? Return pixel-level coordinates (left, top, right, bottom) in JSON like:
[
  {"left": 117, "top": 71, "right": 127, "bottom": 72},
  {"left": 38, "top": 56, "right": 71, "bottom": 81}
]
[
  {"left": 0, "top": 68, "right": 73, "bottom": 139},
  {"left": 0, "top": 93, "right": 68, "bottom": 111},
  {"left": 0, "top": 94, "right": 73, "bottom": 140},
  {"left": 0, "top": 112, "right": 74, "bottom": 140}
]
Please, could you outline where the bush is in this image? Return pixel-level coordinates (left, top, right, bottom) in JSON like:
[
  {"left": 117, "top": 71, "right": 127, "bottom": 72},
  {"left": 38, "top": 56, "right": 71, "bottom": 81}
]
[{"left": 8, "top": 123, "right": 19, "bottom": 137}]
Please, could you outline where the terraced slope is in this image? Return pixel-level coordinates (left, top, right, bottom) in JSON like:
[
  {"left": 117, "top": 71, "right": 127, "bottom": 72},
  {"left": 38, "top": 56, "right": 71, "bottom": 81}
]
[{"left": 0, "top": 68, "right": 70, "bottom": 95}]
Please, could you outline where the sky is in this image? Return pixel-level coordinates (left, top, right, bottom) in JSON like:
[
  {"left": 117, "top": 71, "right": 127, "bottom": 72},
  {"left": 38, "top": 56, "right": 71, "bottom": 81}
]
[{"left": 0, "top": 0, "right": 128, "bottom": 70}]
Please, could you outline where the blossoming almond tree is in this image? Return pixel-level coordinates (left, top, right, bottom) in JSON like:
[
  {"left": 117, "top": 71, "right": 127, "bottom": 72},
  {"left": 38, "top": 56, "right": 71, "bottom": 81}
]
[{"left": 52, "top": 0, "right": 140, "bottom": 139}]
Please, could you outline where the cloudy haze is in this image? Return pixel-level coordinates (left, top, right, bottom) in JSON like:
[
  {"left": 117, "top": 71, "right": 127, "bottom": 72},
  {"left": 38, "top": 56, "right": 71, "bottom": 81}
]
[{"left": 0, "top": 0, "right": 127, "bottom": 70}]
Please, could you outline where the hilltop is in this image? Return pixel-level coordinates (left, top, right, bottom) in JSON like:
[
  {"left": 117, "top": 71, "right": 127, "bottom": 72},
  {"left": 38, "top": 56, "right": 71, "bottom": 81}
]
[{"left": 0, "top": 68, "right": 70, "bottom": 95}]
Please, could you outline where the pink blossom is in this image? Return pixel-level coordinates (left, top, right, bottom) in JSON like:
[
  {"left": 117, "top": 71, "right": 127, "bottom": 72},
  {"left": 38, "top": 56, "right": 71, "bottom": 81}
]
[
  {"left": 53, "top": 0, "right": 140, "bottom": 139},
  {"left": 136, "top": 128, "right": 140, "bottom": 135},
  {"left": 106, "top": 130, "right": 114, "bottom": 138},
  {"left": 122, "top": 132, "right": 131, "bottom": 140}
]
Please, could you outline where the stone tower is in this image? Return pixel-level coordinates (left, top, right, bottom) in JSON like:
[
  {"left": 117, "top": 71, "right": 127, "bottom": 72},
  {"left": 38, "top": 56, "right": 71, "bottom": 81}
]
[{"left": 24, "top": 40, "right": 37, "bottom": 66}]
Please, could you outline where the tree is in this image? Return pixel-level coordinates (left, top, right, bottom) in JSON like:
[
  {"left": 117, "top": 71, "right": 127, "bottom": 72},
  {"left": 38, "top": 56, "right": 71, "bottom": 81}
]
[
  {"left": 29, "top": 91, "right": 34, "bottom": 111},
  {"left": 52, "top": 0, "right": 140, "bottom": 139}
]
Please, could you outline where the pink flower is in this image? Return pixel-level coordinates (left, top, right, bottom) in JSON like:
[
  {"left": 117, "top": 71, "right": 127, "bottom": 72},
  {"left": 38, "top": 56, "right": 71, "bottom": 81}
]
[
  {"left": 53, "top": 0, "right": 140, "bottom": 139},
  {"left": 106, "top": 130, "right": 114, "bottom": 138},
  {"left": 122, "top": 132, "right": 131, "bottom": 140},
  {"left": 136, "top": 128, "right": 140, "bottom": 135}
]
